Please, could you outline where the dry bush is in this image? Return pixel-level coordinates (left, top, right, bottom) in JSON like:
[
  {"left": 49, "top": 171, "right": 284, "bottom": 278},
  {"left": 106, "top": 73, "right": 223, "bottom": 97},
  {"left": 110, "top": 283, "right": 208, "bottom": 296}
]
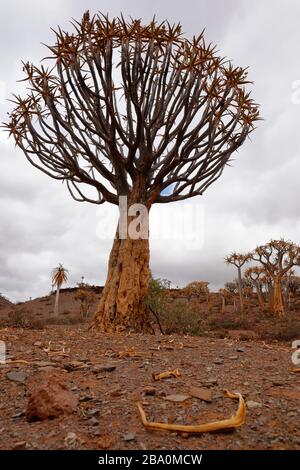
[
  {"left": 74, "top": 288, "right": 95, "bottom": 318},
  {"left": 208, "top": 318, "right": 251, "bottom": 330},
  {"left": 7, "top": 308, "right": 45, "bottom": 329},
  {"left": 26, "top": 318, "right": 45, "bottom": 330},
  {"left": 62, "top": 309, "right": 71, "bottom": 315},
  {"left": 258, "top": 320, "right": 300, "bottom": 341},
  {"left": 9, "top": 308, "right": 28, "bottom": 327},
  {"left": 0, "top": 316, "right": 9, "bottom": 327},
  {"left": 46, "top": 313, "right": 83, "bottom": 325}
]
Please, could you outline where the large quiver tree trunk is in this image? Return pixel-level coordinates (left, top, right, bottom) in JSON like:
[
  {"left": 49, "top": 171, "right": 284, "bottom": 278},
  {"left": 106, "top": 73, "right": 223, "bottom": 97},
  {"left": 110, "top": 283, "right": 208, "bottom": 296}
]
[
  {"left": 92, "top": 235, "right": 151, "bottom": 332},
  {"left": 92, "top": 179, "right": 153, "bottom": 333}
]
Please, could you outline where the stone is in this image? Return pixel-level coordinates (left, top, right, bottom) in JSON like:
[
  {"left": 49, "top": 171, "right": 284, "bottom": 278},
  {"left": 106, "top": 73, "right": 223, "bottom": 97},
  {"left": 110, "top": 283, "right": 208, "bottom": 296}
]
[
  {"left": 229, "top": 355, "right": 239, "bottom": 360},
  {"left": 34, "top": 361, "right": 58, "bottom": 368},
  {"left": 92, "top": 365, "right": 116, "bottom": 373},
  {"left": 88, "top": 417, "right": 99, "bottom": 426},
  {"left": 271, "top": 380, "right": 284, "bottom": 387},
  {"left": 33, "top": 341, "right": 42, "bottom": 347},
  {"left": 213, "top": 358, "right": 223, "bottom": 365},
  {"left": 189, "top": 387, "right": 212, "bottom": 402},
  {"left": 123, "top": 432, "right": 136, "bottom": 442},
  {"left": 37, "top": 366, "right": 57, "bottom": 372},
  {"left": 64, "top": 361, "right": 86, "bottom": 372},
  {"left": 26, "top": 379, "right": 78, "bottom": 421},
  {"left": 79, "top": 395, "right": 94, "bottom": 402},
  {"left": 142, "top": 386, "right": 156, "bottom": 396},
  {"left": 237, "top": 347, "right": 245, "bottom": 353},
  {"left": 110, "top": 388, "right": 122, "bottom": 397},
  {"left": 246, "top": 400, "right": 262, "bottom": 409},
  {"left": 286, "top": 411, "right": 297, "bottom": 418},
  {"left": 87, "top": 408, "right": 100, "bottom": 416},
  {"left": 164, "top": 394, "right": 191, "bottom": 403},
  {"left": 203, "top": 378, "right": 218, "bottom": 387},
  {"left": 64, "top": 432, "right": 78, "bottom": 448},
  {"left": 6, "top": 371, "right": 27, "bottom": 383},
  {"left": 12, "top": 411, "right": 25, "bottom": 418},
  {"left": 12, "top": 441, "right": 27, "bottom": 450}
]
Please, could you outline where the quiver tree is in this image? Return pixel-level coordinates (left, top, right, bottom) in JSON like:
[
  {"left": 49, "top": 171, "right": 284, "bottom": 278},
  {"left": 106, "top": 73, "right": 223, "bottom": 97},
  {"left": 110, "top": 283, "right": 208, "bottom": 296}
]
[
  {"left": 183, "top": 281, "right": 210, "bottom": 302},
  {"left": 52, "top": 264, "right": 69, "bottom": 316},
  {"left": 283, "top": 274, "right": 300, "bottom": 302},
  {"left": 4, "top": 11, "right": 259, "bottom": 333},
  {"left": 219, "top": 288, "right": 234, "bottom": 314},
  {"left": 225, "top": 253, "right": 251, "bottom": 313},
  {"left": 249, "top": 239, "right": 300, "bottom": 316},
  {"left": 74, "top": 287, "right": 94, "bottom": 318},
  {"left": 244, "top": 266, "right": 265, "bottom": 313},
  {"left": 282, "top": 269, "right": 296, "bottom": 311}
]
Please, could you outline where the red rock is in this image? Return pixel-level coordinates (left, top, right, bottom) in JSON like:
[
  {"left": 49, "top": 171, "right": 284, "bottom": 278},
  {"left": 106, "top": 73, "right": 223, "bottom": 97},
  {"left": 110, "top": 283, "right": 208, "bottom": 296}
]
[
  {"left": 189, "top": 386, "right": 212, "bottom": 402},
  {"left": 26, "top": 379, "right": 78, "bottom": 421}
]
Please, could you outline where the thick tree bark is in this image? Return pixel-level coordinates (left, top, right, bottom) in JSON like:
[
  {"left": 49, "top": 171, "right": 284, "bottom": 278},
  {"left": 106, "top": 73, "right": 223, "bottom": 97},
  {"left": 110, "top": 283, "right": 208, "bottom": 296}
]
[
  {"left": 273, "top": 276, "right": 284, "bottom": 316},
  {"left": 92, "top": 178, "right": 153, "bottom": 333},
  {"left": 92, "top": 234, "right": 151, "bottom": 332}
]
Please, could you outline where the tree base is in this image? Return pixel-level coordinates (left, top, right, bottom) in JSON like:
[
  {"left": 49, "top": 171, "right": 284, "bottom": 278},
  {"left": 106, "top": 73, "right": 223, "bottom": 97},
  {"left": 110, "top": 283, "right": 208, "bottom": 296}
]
[{"left": 91, "top": 236, "right": 153, "bottom": 333}]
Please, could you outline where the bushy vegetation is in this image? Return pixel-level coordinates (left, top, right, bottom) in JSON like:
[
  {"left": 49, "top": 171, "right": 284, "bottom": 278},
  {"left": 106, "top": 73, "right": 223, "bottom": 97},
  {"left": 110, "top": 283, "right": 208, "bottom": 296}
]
[
  {"left": 7, "top": 308, "right": 45, "bottom": 329},
  {"left": 147, "top": 277, "right": 203, "bottom": 335}
]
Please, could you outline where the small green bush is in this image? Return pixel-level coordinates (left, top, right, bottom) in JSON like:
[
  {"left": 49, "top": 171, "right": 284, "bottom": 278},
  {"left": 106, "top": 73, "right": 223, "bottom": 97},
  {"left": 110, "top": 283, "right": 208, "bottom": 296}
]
[{"left": 161, "top": 299, "right": 204, "bottom": 336}]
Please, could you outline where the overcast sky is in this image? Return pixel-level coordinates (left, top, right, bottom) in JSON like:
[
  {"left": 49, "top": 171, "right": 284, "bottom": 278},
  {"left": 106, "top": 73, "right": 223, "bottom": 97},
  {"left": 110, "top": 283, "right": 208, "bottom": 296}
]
[{"left": 1, "top": 0, "right": 300, "bottom": 301}]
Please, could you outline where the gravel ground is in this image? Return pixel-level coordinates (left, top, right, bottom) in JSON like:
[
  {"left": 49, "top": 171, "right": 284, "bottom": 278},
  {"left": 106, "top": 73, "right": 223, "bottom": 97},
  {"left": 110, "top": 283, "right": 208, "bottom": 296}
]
[{"left": 0, "top": 325, "right": 299, "bottom": 450}]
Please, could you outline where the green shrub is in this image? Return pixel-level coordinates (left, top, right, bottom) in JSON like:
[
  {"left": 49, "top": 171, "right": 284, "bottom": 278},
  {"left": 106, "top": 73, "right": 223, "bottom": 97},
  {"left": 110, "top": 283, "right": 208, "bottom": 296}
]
[
  {"left": 146, "top": 276, "right": 204, "bottom": 335},
  {"left": 161, "top": 299, "right": 203, "bottom": 336}
]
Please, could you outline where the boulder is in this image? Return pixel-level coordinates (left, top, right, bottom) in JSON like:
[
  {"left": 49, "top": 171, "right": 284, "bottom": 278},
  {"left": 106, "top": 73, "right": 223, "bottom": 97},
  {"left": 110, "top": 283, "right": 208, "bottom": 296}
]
[{"left": 26, "top": 378, "right": 78, "bottom": 421}]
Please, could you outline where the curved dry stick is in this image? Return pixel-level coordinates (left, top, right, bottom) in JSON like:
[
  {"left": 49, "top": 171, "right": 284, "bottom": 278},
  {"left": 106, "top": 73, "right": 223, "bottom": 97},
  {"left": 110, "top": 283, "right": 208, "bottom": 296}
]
[
  {"left": 152, "top": 369, "right": 181, "bottom": 381},
  {"left": 137, "top": 390, "right": 245, "bottom": 433}
]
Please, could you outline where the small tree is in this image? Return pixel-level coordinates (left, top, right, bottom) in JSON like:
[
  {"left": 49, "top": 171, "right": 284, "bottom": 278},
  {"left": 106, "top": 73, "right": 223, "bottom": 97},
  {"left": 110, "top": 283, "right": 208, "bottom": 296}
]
[
  {"left": 219, "top": 288, "right": 234, "bottom": 314},
  {"left": 282, "top": 269, "right": 296, "bottom": 311},
  {"left": 52, "top": 264, "right": 69, "bottom": 316},
  {"left": 184, "top": 281, "right": 210, "bottom": 302},
  {"left": 225, "top": 253, "right": 251, "bottom": 313},
  {"left": 224, "top": 281, "right": 238, "bottom": 295},
  {"left": 75, "top": 288, "right": 94, "bottom": 318},
  {"left": 5, "top": 12, "right": 259, "bottom": 332},
  {"left": 248, "top": 239, "right": 300, "bottom": 316},
  {"left": 244, "top": 266, "right": 265, "bottom": 312},
  {"left": 146, "top": 276, "right": 170, "bottom": 333}
]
